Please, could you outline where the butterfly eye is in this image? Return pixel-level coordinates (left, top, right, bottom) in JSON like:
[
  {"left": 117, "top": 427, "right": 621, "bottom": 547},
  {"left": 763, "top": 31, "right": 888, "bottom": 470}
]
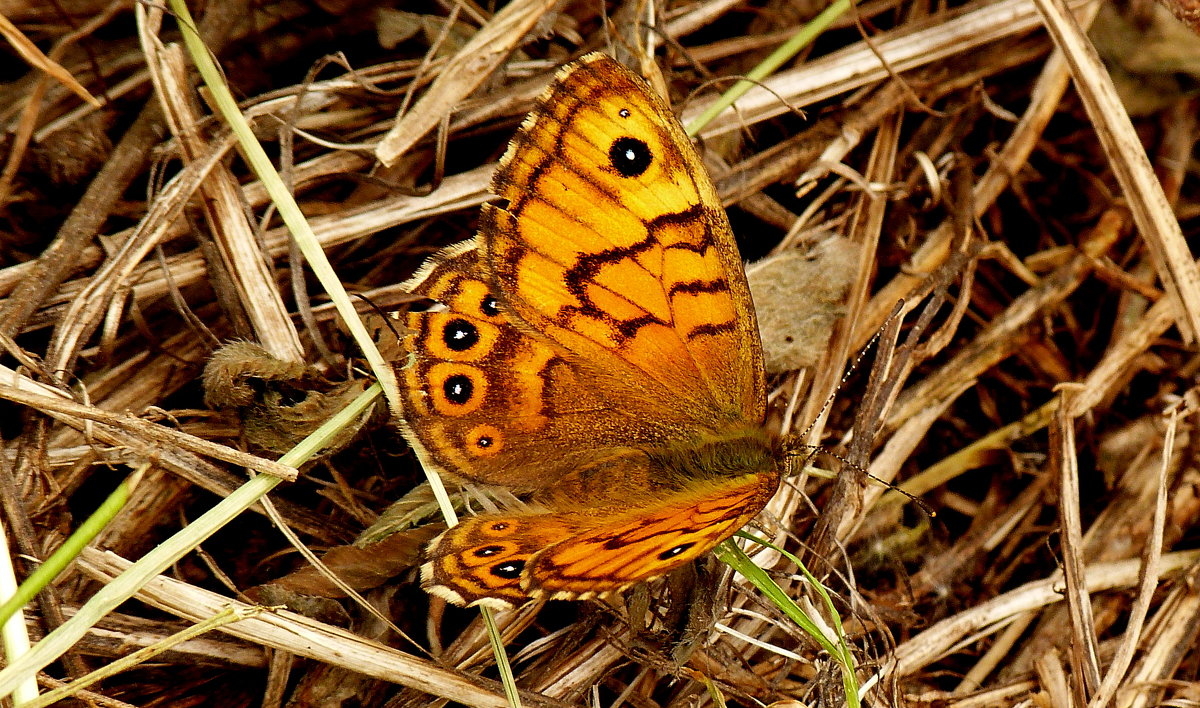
[
  {"left": 442, "top": 374, "right": 474, "bottom": 404},
  {"left": 427, "top": 363, "right": 487, "bottom": 416},
  {"left": 492, "top": 560, "right": 525, "bottom": 579},
  {"left": 466, "top": 423, "right": 503, "bottom": 457},
  {"left": 618, "top": 108, "right": 631, "bottom": 118},
  {"left": 474, "top": 545, "right": 504, "bottom": 557},
  {"left": 480, "top": 296, "right": 500, "bottom": 317},
  {"left": 658, "top": 543, "right": 694, "bottom": 560},
  {"left": 609, "top": 137, "right": 652, "bottom": 177},
  {"left": 442, "top": 318, "right": 479, "bottom": 352}
]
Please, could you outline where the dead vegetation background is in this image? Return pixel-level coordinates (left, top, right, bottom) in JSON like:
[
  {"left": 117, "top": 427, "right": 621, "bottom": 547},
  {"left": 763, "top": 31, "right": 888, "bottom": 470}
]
[{"left": 1, "top": 0, "right": 1199, "bottom": 706}]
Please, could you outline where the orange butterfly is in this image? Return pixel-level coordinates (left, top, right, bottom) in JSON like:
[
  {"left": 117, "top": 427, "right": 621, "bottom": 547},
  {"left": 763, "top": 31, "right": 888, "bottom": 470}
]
[{"left": 394, "top": 53, "right": 784, "bottom": 608}]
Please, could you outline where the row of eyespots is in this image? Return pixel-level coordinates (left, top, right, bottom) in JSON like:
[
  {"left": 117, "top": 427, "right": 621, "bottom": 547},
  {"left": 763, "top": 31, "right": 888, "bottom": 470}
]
[
  {"left": 466, "top": 521, "right": 524, "bottom": 580},
  {"left": 425, "top": 291, "right": 506, "bottom": 458},
  {"left": 421, "top": 288, "right": 503, "bottom": 408}
]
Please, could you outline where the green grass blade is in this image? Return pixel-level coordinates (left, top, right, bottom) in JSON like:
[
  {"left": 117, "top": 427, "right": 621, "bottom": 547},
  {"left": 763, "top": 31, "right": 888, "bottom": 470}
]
[
  {"left": 685, "top": 0, "right": 854, "bottom": 137},
  {"left": 717, "top": 535, "right": 860, "bottom": 706},
  {"left": 0, "top": 464, "right": 144, "bottom": 628}
]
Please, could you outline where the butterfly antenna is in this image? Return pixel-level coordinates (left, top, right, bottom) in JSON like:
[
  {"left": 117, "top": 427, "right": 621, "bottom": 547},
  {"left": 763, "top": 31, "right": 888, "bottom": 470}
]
[
  {"left": 779, "top": 301, "right": 936, "bottom": 517},
  {"left": 347, "top": 291, "right": 435, "bottom": 375},
  {"left": 351, "top": 291, "right": 401, "bottom": 338},
  {"left": 788, "top": 299, "right": 907, "bottom": 445},
  {"left": 780, "top": 437, "right": 935, "bottom": 517}
]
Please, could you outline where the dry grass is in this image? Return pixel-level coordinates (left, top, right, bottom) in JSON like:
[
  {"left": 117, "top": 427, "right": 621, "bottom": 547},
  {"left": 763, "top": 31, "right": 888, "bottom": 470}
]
[{"left": 1, "top": 0, "right": 1199, "bottom": 706}]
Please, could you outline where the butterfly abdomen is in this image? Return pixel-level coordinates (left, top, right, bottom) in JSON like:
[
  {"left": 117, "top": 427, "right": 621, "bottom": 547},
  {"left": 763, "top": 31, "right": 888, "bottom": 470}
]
[{"left": 648, "top": 426, "right": 779, "bottom": 488}]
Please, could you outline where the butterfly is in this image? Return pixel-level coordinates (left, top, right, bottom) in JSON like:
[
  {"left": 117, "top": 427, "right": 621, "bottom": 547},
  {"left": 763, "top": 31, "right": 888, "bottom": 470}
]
[{"left": 393, "top": 53, "right": 786, "bottom": 608}]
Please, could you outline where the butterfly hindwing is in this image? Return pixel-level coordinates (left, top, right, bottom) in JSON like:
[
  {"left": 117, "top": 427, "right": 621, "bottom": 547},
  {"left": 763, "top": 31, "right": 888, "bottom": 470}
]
[
  {"left": 420, "top": 513, "right": 583, "bottom": 608},
  {"left": 421, "top": 471, "right": 780, "bottom": 607},
  {"left": 524, "top": 471, "right": 781, "bottom": 600}
]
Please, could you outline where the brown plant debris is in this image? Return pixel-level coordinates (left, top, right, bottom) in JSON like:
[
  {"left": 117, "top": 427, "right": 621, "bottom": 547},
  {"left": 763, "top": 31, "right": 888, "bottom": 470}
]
[{"left": 1, "top": 0, "right": 1199, "bottom": 706}]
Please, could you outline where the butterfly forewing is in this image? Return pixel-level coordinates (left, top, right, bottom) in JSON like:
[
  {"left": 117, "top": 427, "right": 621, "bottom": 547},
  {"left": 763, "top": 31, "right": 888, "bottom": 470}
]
[{"left": 483, "top": 53, "right": 765, "bottom": 425}]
